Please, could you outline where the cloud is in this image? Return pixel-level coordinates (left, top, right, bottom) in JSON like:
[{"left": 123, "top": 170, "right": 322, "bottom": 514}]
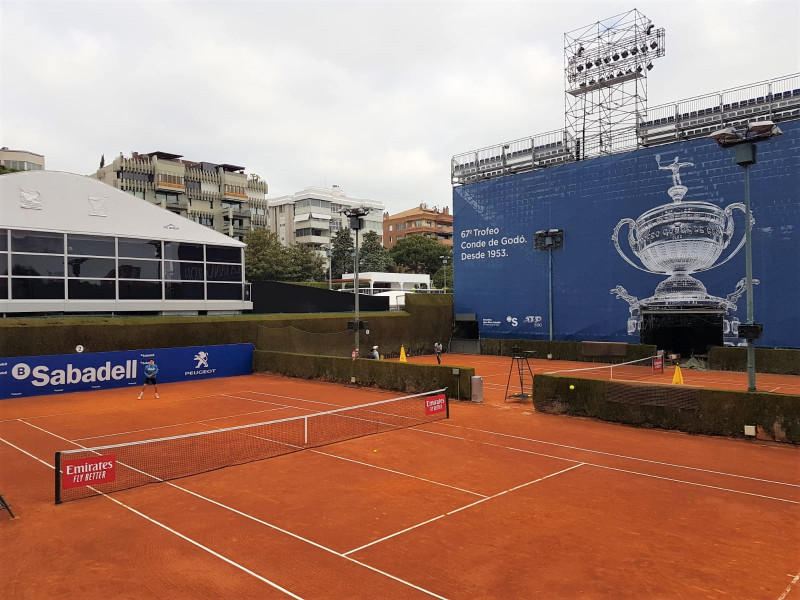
[{"left": 1, "top": 0, "right": 797, "bottom": 213}]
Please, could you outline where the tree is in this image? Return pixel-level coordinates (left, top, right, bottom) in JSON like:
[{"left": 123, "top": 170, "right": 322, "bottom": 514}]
[
  {"left": 359, "top": 230, "right": 394, "bottom": 272},
  {"left": 330, "top": 228, "right": 354, "bottom": 279},
  {"left": 432, "top": 265, "right": 453, "bottom": 290},
  {"left": 390, "top": 236, "right": 453, "bottom": 274},
  {"left": 284, "top": 243, "right": 326, "bottom": 282},
  {"left": 243, "top": 229, "right": 290, "bottom": 281}
]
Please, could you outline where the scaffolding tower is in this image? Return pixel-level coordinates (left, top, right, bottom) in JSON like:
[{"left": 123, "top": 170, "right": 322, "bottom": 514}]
[{"left": 564, "top": 9, "right": 665, "bottom": 160}]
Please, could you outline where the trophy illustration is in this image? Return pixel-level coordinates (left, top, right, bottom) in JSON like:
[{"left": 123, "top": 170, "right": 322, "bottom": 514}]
[{"left": 611, "top": 155, "right": 754, "bottom": 327}]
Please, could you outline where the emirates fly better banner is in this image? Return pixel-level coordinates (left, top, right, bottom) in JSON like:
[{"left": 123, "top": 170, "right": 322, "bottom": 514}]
[{"left": 0, "top": 344, "right": 253, "bottom": 399}]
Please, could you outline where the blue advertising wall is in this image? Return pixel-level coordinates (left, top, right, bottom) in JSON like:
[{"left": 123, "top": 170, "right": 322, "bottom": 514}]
[
  {"left": 0, "top": 343, "right": 253, "bottom": 399},
  {"left": 453, "top": 119, "right": 800, "bottom": 348}
]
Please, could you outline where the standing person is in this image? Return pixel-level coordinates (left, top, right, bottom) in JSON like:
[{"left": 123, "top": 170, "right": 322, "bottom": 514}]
[
  {"left": 369, "top": 346, "right": 380, "bottom": 360},
  {"left": 138, "top": 358, "right": 160, "bottom": 399},
  {"left": 434, "top": 342, "right": 443, "bottom": 364}
]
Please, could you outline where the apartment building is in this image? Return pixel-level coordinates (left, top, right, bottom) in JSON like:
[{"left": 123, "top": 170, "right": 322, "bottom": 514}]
[
  {"left": 0, "top": 147, "right": 45, "bottom": 171},
  {"left": 268, "top": 185, "right": 384, "bottom": 252},
  {"left": 93, "top": 151, "right": 268, "bottom": 241},
  {"left": 383, "top": 204, "right": 453, "bottom": 249}
]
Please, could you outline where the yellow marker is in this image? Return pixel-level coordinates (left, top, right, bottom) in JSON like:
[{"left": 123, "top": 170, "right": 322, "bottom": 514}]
[
  {"left": 672, "top": 365, "right": 684, "bottom": 385},
  {"left": 399, "top": 345, "right": 407, "bottom": 363}
]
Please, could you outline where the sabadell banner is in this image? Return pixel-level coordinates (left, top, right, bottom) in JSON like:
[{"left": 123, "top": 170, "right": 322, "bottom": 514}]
[{"left": 0, "top": 343, "right": 253, "bottom": 399}]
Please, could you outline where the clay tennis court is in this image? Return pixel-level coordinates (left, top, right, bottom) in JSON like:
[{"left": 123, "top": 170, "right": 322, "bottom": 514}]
[{"left": 1, "top": 360, "right": 799, "bottom": 599}]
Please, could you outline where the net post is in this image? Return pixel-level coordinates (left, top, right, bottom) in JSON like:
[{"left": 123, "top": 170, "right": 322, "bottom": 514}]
[
  {"left": 304, "top": 417, "right": 308, "bottom": 445},
  {"left": 54, "top": 452, "right": 62, "bottom": 505},
  {"left": 446, "top": 393, "right": 450, "bottom": 419}
]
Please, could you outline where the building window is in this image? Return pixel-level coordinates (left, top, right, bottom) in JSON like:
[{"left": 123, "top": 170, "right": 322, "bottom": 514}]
[
  {"left": 388, "top": 225, "right": 393, "bottom": 231},
  {"left": 117, "top": 259, "right": 161, "bottom": 280},
  {"left": 164, "top": 242, "right": 203, "bottom": 262},
  {"left": 118, "top": 280, "right": 162, "bottom": 300},
  {"left": 156, "top": 192, "right": 179, "bottom": 205},
  {"left": 11, "top": 253, "right": 64, "bottom": 277},
  {"left": 206, "top": 263, "right": 242, "bottom": 282},
  {"left": 11, "top": 278, "right": 64, "bottom": 299},
  {"left": 164, "top": 261, "right": 204, "bottom": 281},
  {"left": 207, "top": 282, "right": 242, "bottom": 300},
  {"left": 67, "top": 257, "right": 115, "bottom": 278},
  {"left": 67, "top": 235, "right": 115, "bottom": 257},
  {"left": 389, "top": 237, "right": 393, "bottom": 243},
  {"left": 11, "top": 230, "right": 63, "bottom": 254},
  {"left": 165, "top": 281, "right": 204, "bottom": 300},
  {"left": 206, "top": 246, "right": 241, "bottom": 264},
  {"left": 68, "top": 279, "right": 116, "bottom": 300},
  {"left": 118, "top": 238, "right": 162, "bottom": 259}
]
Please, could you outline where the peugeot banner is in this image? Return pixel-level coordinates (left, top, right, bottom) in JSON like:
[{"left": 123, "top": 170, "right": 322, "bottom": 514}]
[{"left": 0, "top": 344, "right": 253, "bottom": 399}]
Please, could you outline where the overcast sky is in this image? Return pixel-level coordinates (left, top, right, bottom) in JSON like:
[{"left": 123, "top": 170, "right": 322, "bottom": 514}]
[{"left": 2, "top": 0, "right": 798, "bottom": 213}]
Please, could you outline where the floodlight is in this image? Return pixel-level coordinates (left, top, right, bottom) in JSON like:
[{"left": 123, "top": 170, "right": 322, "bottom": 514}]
[
  {"left": 586, "top": 61, "right": 593, "bottom": 69},
  {"left": 646, "top": 24, "right": 654, "bottom": 35},
  {"left": 631, "top": 47, "right": 638, "bottom": 55},
  {"left": 577, "top": 45, "right": 585, "bottom": 56},
  {"left": 612, "top": 52, "right": 620, "bottom": 61},
  {"left": 579, "top": 81, "right": 587, "bottom": 87},
  {"left": 594, "top": 58, "right": 602, "bottom": 66},
  {"left": 650, "top": 41, "right": 658, "bottom": 49},
  {"left": 636, "top": 65, "right": 643, "bottom": 74},
  {"left": 598, "top": 76, "right": 605, "bottom": 83},
  {"left": 707, "top": 127, "right": 740, "bottom": 144},
  {"left": 589, "top": 79, "right": 596, "bottom": 85},
  {"left": 617, "top": 70, "right": 623, "bottom": 77},
  {"left": 577, "top": 64, "right": 584, "bottom": 72},
  {"left": 625, "top": 68, "right": 633, "bottom": 74},
  {"left": 748, "top": 120, "right": 782, "bottom": 136},
  {"left": 603, "top": 56, "right": 610, "bottom": 64},
  {"left": 646, "top": 62, "right": 654, "bottom": 71},
  {"left": 641, "top": 44, "right": 648, "bottom": 53},
  {"left": 621, "top": 50, "right": 629, "bottom": 58}
]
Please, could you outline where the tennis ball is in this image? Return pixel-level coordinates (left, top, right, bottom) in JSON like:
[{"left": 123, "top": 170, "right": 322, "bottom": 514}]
[
  {"left": 569, "top": 384, "right": 575, "bottom": 390},
  {"left": 373, "top": 449, "right": 378, "bottom": 453}
]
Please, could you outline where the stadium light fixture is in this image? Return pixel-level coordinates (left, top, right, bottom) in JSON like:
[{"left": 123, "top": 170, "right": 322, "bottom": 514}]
[
  {"left": 646, "top": 23, "right": 655, "bottom": 35},
  {"left": 577, "top": 45, "right": 585, "bottom": 56},
  {"left": 594, "top": 58, "right": 602, "bottom": 66},
  {"left": 577, "top": 64, "right": 584, "bottom": 72},
  {"left": 631, "top": 46, "right": 638, "bottom": 55},
  {"left": 534, "top": 229, "right": 565, "bottom": 341},
  {"left": 646, "top": 62, "right": 654, "bottom": 71},
  {"left": 708, "top": 122, "right": 783, "bottom": 391},
  {"left": 621, "top": 50, "right": 629, "bottom": 58},
  {"left": 650, "top": 40, "right": 658, "bottom": 49},
  {"left": 341, "top": 206, "right": 372, "bottom": 357},
  {"left": 612, "top": 52, "right": 620, "bottom": 61}
]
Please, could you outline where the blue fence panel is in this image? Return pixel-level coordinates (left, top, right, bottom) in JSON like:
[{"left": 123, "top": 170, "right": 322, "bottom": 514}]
[
  {"left": 0, "top": 343, "right": 253, "bottom": 399},
  {"left": 453, "top": 119, "right": 800, "bottom": 348}
]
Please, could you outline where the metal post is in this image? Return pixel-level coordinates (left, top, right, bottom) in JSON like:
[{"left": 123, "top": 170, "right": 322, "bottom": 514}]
[
  {"left": 354, "top": 230, "right": 360, "bottom": 356},
  {"left": 548, "top": 247, "right": 554, "bottom": 341},
  {"left": 743, "top": 161, "right": 756, "bottom": 391}
]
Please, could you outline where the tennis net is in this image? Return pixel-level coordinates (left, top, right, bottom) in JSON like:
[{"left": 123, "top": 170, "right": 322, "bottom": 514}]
[
  {"left": 55, "top": 388, "right": 448, "bottom": 503},
  {"left": 544, "top": 355, "right": 662, "bottom": 381}
]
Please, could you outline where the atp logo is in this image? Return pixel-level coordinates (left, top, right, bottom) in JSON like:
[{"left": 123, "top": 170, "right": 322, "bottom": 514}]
[
  {"left": 193, "top": 351, "right": 209, "bottom": 368},
  {"left": 506, "top": 316, "right": 518, "bottom": 327}
]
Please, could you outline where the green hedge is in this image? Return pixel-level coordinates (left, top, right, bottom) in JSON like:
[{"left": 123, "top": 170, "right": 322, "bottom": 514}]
[
  {"left": 0, "top": 293, "right": 453, "bottom": 359},
  {"left": 533, "top": 374, "right": 800, "bottom": 444},
  {"left": 256, "top": 293, "right": 452, "bottom": 358},
  {"left": 481, "top": 339, "right": 657, "bottom": 363},
  {"left": 709, "top": 346, "right": 800, "bottom": 375},
  {"left": 253, "top": 350, "right": 473, "bottom": 400}
]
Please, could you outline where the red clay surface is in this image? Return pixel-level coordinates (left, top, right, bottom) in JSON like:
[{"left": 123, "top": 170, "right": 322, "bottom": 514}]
[{"left": 1, "top": 361, "right": 799, "bottom": 600}]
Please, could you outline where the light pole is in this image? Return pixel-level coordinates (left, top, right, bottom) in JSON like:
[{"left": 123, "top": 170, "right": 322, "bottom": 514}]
[
  {"left": 324, "top": 245, "right": 332, "bottom": 290},
  {"left": 342, "top": 206, "right": 372, "bottom": 357},
  {"left": 708, "top": 120, "right": 782, "bottom": 392},
  {"left": 439, "top": 255, "right": 448, "bottom": 291},
  {"left": 534, "top": 229, "right": 564, "bottom": 341}
]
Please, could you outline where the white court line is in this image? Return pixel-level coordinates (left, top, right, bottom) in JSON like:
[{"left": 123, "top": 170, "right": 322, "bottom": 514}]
[
  {"left": 344, "top": 464, "right": 584, "bottom": 556},
  {"left": 438, "top": 423, "right": 800, "bottom": 488},
  {"left": 311, "top": 450, "right": 486, "bottom": 498},
  {"left": 244, "top": 390, "right": 347, "bottom": 407},
  {"left": 222, "top": 393, "right": 324, "bottom": 411},
  {"left": 0, "top": 436, "right": 305, "bottom": 600},
  {"left": 73, "top": 407, "right": 288, "bottom": 441},
  {"left": 770, "top": 387, "right": 782, "bottom": 393},
  {"left": 778, "top": 572, "right": 800, "bottom": 600},
  {"left": 18, "top": 420, "right": 449, "bottom": 600},
  {"left": 415, "top": 428, "right": 800, "bottom": 505}
]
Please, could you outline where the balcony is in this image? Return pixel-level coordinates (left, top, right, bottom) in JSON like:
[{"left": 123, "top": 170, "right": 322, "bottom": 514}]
[{"left": 155, "top": 180, "right": 186, "bottom": 192}]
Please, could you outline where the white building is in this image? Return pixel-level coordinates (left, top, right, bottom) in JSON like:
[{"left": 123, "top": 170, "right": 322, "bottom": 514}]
[
  {"left": 340, "top": 272, "right": 431, "bottom": 294},
  {"left": 1, "top": 171, "right": 252, "bottom": 315},
  {"left": 267, "top": 186, "right": 384, "bottom": 258},
  {"left": 0, "top": 148, "right": 45, "bottom": 171}
]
